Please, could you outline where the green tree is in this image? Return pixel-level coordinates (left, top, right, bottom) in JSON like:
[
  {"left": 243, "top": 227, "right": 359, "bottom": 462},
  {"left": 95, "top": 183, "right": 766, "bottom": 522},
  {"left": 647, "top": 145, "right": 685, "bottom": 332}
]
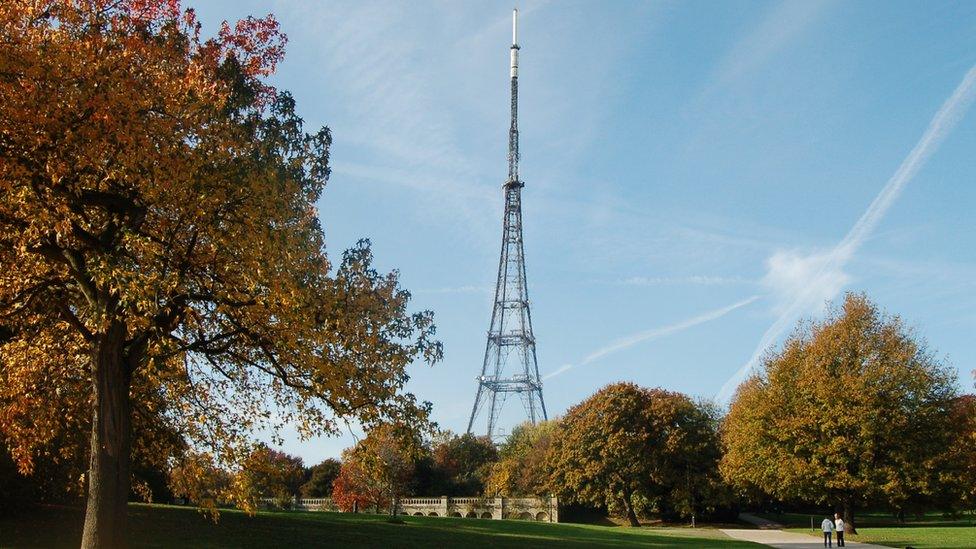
[
  {"left": 661, "top": 400, "right": 733, "bottom": 522},
  {"left": 430, "top": 432, "right": 497, "bottom": 495},
  {"left": 0, "top": 2, "right": 440, "bottom": 546},
  {"left": 301, "top": 458, "right": 341, "bottom": 498},
  {"left": 720, "top": 293, "right": 958, "bottom": 533},
  {"left": 971, "top": 371, "right": 976, "bottom": 504},
  {"left": 545, "top": 384, "right": 722, "bottom": 526},
  {"left": 887, "top": 395, "right": 976, "bottom": 518}
]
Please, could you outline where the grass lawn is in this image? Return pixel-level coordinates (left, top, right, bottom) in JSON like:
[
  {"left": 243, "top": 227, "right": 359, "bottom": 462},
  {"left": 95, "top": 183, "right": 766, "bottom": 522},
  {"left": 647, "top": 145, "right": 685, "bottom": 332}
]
[
  {"left": 1, "top": 503, "right": 764, "bottom": 548},
  {"left": 782, "top": 526, "right": 976, "bottom": 549},
  {"left": 756, "top": 510, "right": 976, "bottom": 549}
]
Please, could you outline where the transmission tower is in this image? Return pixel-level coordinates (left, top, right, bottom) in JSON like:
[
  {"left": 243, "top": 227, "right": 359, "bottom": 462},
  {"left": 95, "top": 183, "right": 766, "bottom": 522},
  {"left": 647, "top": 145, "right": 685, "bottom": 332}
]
[{"left": 467, "top": 9, "right": 547, "bottom": 440}]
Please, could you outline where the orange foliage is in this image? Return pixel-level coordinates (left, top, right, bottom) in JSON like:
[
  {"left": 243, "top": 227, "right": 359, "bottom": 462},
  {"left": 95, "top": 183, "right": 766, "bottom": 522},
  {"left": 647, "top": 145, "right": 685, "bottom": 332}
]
[
  {"left": 0, "top": 0, "right": 440, "bottom": 543},
  {"left": 721, "top": 293, "right": 961, "bottom": 526},
  {"left": 331, "top": 459, "right": 385, "bottom": 513},
  {"left": 331, "top": 424, "right": 423, "bottom": 515}
]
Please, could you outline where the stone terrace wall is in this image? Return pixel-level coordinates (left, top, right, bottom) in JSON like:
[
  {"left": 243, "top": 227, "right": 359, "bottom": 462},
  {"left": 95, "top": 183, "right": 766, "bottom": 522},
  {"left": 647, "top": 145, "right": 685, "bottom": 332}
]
[{"left": 260, "top": 496, "right": 559, "bottom": 522}]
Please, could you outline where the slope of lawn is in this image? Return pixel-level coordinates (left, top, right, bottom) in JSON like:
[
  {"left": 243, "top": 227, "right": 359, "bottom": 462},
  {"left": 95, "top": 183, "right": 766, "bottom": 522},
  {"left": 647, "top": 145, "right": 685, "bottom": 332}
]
[
  {"left": 1, "top": 504, "right": 764, "bottom": 548},
  {"left": 756, "top": 510, "right": 976, "bottom": 549}
]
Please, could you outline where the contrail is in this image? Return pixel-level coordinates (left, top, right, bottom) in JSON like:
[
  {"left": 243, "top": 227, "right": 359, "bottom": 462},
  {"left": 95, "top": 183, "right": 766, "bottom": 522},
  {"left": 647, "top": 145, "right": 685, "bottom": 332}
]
[
  {"left": 716, "top": 63, "right": 976, "bottom": 404},
  {"left": 544, "top": 295, "right": 760, "bottom": 381}
]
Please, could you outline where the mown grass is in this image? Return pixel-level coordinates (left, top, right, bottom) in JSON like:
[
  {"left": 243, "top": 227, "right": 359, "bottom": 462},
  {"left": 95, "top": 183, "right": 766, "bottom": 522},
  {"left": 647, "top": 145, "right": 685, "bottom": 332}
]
[
  {"left": 756, "top": 510, "right": 976, "bottom": 548},
  {"left": 783, "top": 526, "right": 976, "bottom": 549},
  {"left": 1, "top": 503, "right": 764, "bottom": 548}
]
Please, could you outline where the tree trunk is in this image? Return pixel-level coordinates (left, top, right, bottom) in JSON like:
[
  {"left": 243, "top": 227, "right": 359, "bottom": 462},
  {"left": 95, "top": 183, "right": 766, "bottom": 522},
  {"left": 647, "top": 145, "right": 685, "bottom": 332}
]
[
  {"left": 843, "top": 501, "right": 857, "bottom": 535},
  {"left": 81, "top": 321, "right": 133, "bottom": 549},
  {"left": 622, "top": 493, "right": 640, "bottom": 527}
]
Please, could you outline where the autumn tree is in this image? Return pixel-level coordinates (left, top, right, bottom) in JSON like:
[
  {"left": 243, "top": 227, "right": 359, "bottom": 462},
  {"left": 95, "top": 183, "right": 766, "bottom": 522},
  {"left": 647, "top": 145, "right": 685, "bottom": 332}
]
[
  {"left": 428, "top": 431, "right": 497, "bottom": 496},
  {"left": 235, "top": 445, "right": 305, "bottom": 508},
  {"left": 931, "top": 395, "right": 976, "bottom": 512},
  {"left": 357, "top": 424, "right": 424, "bottom": 517},
  {"left": 128, "top": 420, "right": 186, "bottom": 504},
  {"left": 332, "top": 455, "right": 384, "bottom": 513},
  {"left": 0, "top": 296, "right": 186, "bottom": 507},
  {"left": 485, "top": 421, "right": 555, "bottom": 498},
  {"left": 168, "top": 452, "right": 234, "bottom": 512},
  {"left": 0, "top": 1, "right": 440, "bottom": 546},
  {"left": 879, "top": 395, "right": 976, "bottom": 518},
  {"left": 546, "top": 384, "right": 725, "bottom": 526},
  {"left": 331, "top": 424, "right": 423, "bottom": 516},
  {"left": 301, "top": 458, "right": 341, "bottom": 498},
  {"left": 720, "top": 293, "right": 958, "bottom": 533}
]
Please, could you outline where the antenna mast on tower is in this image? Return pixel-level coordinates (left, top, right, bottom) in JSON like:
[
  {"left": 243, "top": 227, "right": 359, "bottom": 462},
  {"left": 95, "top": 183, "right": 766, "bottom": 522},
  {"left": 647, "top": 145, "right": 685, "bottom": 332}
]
[{"left": 467, "top": 8, "right": 547, "bottom": 440}]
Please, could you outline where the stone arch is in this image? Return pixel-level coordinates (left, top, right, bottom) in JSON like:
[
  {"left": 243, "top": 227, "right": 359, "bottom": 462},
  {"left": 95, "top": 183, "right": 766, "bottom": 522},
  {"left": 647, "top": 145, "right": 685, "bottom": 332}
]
[
  {"left": 535, "top": 512, "right": 549, "bottom": 522},
  {"left": 450, "top": 512, "right": 462, "bottom": 518},
  {"left": 480, "top": 512, "right": 492, "bottom": 519},
  {"left": 517, "top": 512, "right": 533, "bottom": 521},
  {"left": 427, "top": 512, "right": 438, "bottom": 517},
  {"left": 465, "top": 511, "right": 477, "bottom": 518},
  {"left": 413, "top": 512, "right": 424, "bottom": 516}
]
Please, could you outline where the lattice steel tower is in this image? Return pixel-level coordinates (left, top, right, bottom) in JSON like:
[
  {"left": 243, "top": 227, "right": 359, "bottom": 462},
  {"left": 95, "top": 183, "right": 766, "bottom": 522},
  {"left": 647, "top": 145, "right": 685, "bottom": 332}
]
[{"left": 467, "top": 9, "right": 547, "bottom": 440}]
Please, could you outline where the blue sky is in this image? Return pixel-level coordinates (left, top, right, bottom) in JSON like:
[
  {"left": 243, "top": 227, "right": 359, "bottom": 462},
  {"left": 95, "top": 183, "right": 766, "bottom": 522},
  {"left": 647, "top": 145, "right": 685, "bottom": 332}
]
[{"left": 192, "top": 1, "right": 976, "bottom": 462}]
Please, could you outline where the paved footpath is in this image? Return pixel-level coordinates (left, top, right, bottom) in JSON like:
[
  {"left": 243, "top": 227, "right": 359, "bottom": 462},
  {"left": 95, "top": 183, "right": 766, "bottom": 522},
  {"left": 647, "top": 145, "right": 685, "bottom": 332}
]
[
  {"left": 723, "top": 514, "right": 889, "bottom": 549},
  {"left": 721, "top": 528, "right": 889, "bottom": 549}
]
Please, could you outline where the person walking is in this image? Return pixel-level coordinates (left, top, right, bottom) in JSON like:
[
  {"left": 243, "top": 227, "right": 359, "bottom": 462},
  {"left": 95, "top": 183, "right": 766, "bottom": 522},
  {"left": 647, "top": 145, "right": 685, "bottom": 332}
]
[
  {"left": 834, "top": 513, "right": 846, "bottom": 547},
  {"left": 821, "top": 515, "right": 835, "bottom": 547}
]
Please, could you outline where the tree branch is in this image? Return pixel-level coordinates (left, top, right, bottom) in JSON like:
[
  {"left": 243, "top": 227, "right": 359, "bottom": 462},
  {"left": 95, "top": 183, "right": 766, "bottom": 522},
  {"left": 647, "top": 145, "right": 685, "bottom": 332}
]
[{"left": 57, "top": 301, "right": 94, "bottom": 342}]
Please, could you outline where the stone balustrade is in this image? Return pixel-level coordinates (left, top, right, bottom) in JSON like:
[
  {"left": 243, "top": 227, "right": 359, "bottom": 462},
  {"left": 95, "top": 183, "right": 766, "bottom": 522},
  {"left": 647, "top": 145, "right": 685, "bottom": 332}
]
[{"left": 260, "top": 496, "right": 558, "bottom": 522}]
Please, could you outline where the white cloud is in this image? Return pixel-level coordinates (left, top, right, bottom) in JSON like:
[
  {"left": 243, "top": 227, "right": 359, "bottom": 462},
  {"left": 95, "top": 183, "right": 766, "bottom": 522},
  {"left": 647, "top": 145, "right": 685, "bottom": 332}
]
[
  {"left": 717, "top": 62, "right": 976, "bottom": 404},
  {"left": 761, "top": 249, "right": 850, "bottom": 316},
  {"left": 544, "top": 364, "right": 574, "bottom": 379},
  {"left": 269, "top": 2, "right": 509, "bottom": 247}
]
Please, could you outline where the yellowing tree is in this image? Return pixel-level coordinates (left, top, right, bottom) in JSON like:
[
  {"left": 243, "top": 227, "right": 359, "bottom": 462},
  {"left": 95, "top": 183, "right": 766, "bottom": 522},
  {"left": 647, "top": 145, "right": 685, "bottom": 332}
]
[
  {"left": 939, "top": 395, "right": 976, "bottom": 512},
  {"left": 0, "top": 2, "right": 440, "bottom": 546},
  {"left": 484, "top": 421, "right": 556, "bottom": 498},
  {"left": 721, "top": 293, "right": 958, "bottom": 533},
  {"left": 236, "top": 445, "right": 305, "bottom": 509},
  {"left": 546, "top": 384, "right": 724, "bottom": 526}
]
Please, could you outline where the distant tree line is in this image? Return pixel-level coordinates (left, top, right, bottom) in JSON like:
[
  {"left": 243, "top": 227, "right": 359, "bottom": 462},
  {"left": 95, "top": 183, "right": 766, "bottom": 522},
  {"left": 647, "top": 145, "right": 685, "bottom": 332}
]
[
  {"left": 316, "top": 293, "right": 976, "bottom": 527},
  {"left": 2, "top": 293, "right": 974, "bottom": 528}
]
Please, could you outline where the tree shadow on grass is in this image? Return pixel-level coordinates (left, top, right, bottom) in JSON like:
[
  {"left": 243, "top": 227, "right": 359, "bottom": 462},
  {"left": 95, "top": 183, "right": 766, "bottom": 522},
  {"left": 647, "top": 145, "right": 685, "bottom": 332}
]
[{"left": 1, "top": 504, "right": 763, "bottom": 548}]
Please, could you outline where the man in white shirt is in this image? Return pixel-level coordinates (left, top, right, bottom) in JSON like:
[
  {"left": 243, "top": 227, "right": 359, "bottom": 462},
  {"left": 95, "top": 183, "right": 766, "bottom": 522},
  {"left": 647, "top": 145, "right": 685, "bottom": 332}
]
[
  {"left": 834, "top": 513, "right": 846, "bottom": 546},
  {"left": 821, "top": 516, "right": 835, "bottom": 547}
]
